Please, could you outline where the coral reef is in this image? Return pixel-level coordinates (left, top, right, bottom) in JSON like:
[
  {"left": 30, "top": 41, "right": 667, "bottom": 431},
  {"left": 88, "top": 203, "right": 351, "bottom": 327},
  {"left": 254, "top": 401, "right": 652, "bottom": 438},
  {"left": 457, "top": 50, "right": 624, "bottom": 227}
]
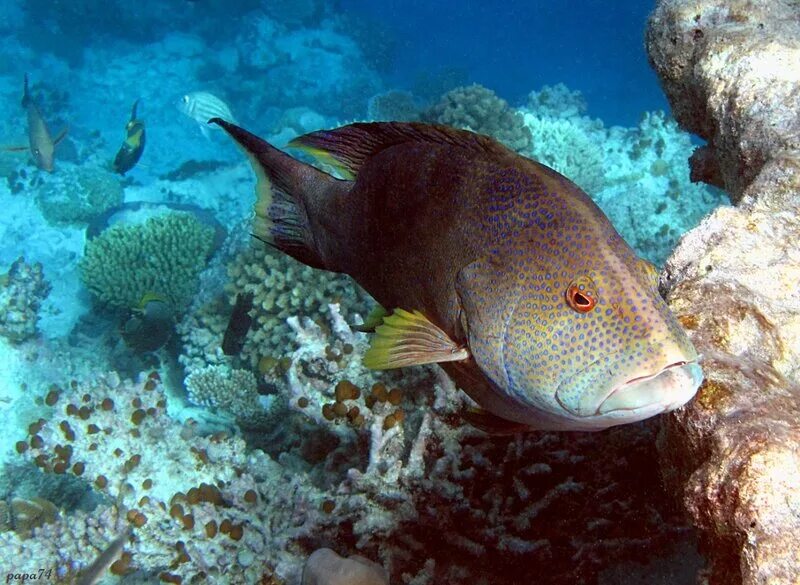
[
  {"left": 647, "top": 1, "right": 800, "bottom": 583},
  {"left": 79, "top": 211, "right": 216, "bottom": 312},
  {"left": 366, "top": 90, "right": 421, "bottom": 122},
  {"left": 526, "top": 83, "right": 588, "bottom": 119},
  {"left": 178, "top": 243, "right": 372, "bottom": 373},
  {"left": 185, "top": 364, "right": 276, "bottom": 430},
  {"left": 34, "top": 164, "right": 124, "bottom": 226},
  {"left": 522, "top": 112, "right": 606, "bottom": 194},
  {"left": 4, "top": 298, "right": 694, "bottom": 584},
  {"left": 424, "top": 84, "right": 532, "bottom": 152},
  {"left": 597, "top": 111, "right": 727, "bottom": 265},
  {"left": 0, "top": 497, "right": 59, "bottom": 539},
  {"left": 0, "top": 257, "right": 51, "bottom": 344}
]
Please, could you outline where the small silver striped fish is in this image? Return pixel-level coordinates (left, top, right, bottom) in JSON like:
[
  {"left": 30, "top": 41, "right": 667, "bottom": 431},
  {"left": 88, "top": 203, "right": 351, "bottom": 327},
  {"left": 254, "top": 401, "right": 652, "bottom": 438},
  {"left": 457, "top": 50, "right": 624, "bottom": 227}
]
[{"left": 178, "top": 91, "right": 237, "bottom": 137}]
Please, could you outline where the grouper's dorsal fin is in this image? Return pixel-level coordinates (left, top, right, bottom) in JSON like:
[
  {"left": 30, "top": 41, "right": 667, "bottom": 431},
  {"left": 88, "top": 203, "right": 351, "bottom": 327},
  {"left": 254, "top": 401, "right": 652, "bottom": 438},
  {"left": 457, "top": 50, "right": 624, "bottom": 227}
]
[{"left": 289, "top": 122, "right": 510, "bottom": 179}]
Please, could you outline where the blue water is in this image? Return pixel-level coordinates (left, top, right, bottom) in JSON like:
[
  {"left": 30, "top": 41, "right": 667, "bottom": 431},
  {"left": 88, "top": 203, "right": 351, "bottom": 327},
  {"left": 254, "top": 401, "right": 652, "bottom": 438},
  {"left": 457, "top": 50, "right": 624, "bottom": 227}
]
[
  {"left": 0, "top": 1, "right": 718, "bottom": 583},
  {"left": 340, "top": 0, "right": 666, "bottom": 125}
]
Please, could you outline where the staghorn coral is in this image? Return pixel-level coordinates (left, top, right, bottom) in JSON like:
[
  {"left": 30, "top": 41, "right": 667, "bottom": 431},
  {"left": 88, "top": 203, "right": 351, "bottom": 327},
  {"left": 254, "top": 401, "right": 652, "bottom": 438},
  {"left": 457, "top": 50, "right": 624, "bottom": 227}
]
[
  {"left": 34, "top": 164, "right": 123, "bottom": 226},
  {"left": 79, "top": 211, "right": 215, "bottom": 312},
  {"left": 0, "top": 257, "right": 51, "bottom": 344},
  {"left": 647, "top": 0, "right": 800, "bottom": 582},
  {"left": 260, "top": 305, "right": 692, "bottom": 584},
  {"left": 424, "top": 83, "right": 532, "bottom": 152}
]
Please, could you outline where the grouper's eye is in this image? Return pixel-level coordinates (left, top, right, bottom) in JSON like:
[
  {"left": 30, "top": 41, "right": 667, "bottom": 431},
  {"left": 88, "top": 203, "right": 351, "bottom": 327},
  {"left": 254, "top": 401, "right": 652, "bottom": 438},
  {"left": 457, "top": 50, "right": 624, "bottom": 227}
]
[{"left": 566, "top": 278, "right": 597, "bottom": 313}]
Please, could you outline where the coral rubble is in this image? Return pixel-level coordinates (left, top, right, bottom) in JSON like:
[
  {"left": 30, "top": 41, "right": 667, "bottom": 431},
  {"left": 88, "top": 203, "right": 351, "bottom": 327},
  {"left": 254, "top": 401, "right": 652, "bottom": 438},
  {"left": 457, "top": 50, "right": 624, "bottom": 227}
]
[{"left": 647, "top": 1, "right": 800, "bottom": 583}]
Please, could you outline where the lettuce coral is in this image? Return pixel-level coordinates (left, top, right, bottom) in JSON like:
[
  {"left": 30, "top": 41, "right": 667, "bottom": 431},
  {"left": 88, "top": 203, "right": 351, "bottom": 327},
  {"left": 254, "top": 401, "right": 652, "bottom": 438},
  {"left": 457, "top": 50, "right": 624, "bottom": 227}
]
[{"left": 79, "top": 211, "right": 215, "bottom": 312}]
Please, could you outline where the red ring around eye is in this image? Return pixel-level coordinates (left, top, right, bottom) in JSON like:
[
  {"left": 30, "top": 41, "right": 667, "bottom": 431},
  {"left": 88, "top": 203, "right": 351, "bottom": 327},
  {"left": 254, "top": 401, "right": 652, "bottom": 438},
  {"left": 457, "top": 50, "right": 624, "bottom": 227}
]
[{"left": 566, "top": 284, "right": 596, "bottom": 313}]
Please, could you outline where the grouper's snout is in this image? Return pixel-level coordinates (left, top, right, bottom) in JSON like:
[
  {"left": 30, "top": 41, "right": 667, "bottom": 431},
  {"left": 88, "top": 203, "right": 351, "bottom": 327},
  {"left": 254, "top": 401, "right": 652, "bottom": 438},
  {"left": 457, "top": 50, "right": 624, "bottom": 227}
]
[
  {"left": 553, "top": 338, "right": 704, "bottom": 428},
  {"left": 597, "top": 360, "right": 703, "bottom": 416}
]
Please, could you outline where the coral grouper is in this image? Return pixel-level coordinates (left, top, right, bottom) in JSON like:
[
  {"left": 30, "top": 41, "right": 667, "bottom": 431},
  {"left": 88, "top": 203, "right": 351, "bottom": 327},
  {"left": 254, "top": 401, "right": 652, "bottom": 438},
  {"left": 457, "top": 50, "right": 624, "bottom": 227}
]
[{"left": 214, "top": 120, "right": 703, "bottom": 432}]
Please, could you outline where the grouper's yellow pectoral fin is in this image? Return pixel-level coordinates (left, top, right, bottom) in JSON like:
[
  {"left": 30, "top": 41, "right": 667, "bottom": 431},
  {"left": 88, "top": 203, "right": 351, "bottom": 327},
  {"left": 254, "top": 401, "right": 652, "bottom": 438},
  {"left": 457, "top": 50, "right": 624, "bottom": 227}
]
[{"left": 362, "top": 308, "right": 469, "bottom": 369}]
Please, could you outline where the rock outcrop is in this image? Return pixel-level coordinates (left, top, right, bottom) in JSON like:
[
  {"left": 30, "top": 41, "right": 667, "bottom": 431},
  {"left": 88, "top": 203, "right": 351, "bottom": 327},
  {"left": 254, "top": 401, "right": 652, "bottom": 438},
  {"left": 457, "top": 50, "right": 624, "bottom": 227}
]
[{"left": 646, "top": 1, "right": 800, "bottom": 584}]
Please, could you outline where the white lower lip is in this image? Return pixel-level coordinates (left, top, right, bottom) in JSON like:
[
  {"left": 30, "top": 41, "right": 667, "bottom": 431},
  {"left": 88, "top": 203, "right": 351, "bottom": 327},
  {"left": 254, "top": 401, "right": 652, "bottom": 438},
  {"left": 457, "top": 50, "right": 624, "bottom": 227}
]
[{"left": 597, "top": 361, "right": 702, "bottom": 415}]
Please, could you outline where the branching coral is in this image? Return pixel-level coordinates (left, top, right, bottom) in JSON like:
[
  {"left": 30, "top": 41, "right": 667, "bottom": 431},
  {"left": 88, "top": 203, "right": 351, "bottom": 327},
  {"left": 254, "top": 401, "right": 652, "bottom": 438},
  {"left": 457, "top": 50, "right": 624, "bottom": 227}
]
[
  {"left": 79, "top": 211, "right": 215, "bottom": 312},
  {"left": 424, "top": 84, "right": 532, "bottom": 153},
  {"left": 179, "top": 242, "right": 372, "bottom": 373},
  {"left": 6, "top": 301, "right": 693, "bottom": 584},
  {"left": 4, "top": 372, "right": 330, "bottom": 583},
  {"left": 522, "top": 114, "right": 606, "bottom": 195}
]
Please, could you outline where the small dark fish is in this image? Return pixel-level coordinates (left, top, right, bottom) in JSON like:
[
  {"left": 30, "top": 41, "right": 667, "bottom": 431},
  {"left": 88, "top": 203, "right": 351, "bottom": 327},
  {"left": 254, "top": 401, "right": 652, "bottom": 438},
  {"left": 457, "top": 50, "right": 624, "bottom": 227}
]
[
  {"left": 213, "top": 119, "right": 703, "bottom": 432},
  {"left": 113, "top": 99, "right": 145, "bottom": 175},
  {"left": 2, "top": 74, "right": 68, "bottom": 172},
  {"left": 222, "top": 292, "right": 254, "bottom": 355},
  {"left": 121, "top": 293, "right": 174, "bottom": 353},
  {"left": 75, "top": 527, "right": 131, "bottom": 585}
]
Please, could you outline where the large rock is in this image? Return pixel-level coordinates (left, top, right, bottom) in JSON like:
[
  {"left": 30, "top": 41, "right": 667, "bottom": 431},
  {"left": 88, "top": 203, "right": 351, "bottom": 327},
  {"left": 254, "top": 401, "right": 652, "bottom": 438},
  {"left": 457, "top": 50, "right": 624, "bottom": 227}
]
[{"left": 646, "top": 1, "right": 800, "bottom": 584}]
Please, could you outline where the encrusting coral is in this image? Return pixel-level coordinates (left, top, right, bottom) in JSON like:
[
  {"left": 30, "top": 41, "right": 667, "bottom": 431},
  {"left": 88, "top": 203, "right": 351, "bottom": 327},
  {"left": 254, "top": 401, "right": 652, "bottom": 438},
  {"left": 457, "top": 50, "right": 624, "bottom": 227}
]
[
  {"left": 646, "top": 0, "right": 800, "bottom": 583},
  {"left": 79, "top": 211, "right": 216, "bottom": 312},
  {"left": 0, "top": 257, "right": 51, "bottom": 344}
]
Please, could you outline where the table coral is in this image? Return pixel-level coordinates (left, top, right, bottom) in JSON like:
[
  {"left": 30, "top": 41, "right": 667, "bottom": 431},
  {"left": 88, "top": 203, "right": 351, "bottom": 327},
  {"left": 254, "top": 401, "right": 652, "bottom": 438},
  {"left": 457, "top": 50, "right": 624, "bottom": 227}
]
[
  {"left": 79, "top": 211, "right": 216, "bottom": 312},
  {"left": 647, "top": 0, "right": 800, "bottom": 582},
  {"left": 0, "top": 257, "right": 51, "bottom": 344}
]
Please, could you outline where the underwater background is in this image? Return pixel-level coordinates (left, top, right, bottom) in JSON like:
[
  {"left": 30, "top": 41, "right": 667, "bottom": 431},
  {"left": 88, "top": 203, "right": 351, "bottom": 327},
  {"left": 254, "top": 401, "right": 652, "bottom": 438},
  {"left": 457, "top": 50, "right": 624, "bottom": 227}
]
[{"left": 0, "top": 1, "right": 729, "bottom": 583}]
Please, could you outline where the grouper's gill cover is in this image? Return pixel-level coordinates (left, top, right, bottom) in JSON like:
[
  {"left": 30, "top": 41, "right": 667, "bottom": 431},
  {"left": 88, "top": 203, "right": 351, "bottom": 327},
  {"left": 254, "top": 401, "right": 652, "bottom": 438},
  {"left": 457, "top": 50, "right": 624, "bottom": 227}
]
[{"left": 212, "top": 119, "right": 703, "bottom": 432}]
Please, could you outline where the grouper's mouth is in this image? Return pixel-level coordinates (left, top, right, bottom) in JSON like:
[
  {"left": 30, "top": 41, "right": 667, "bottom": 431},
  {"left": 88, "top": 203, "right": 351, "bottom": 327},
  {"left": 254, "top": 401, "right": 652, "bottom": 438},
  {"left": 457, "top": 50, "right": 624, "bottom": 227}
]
[{"left": 595, "top": 359, "right": 703, "bottom": 416}]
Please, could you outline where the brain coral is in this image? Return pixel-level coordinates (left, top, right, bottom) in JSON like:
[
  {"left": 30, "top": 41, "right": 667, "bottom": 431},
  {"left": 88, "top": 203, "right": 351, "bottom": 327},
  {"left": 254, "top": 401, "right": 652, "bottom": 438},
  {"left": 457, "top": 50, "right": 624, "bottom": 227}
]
[
  {"left": 79, "top": 211, "right": 215, "bottom": 312},
  {"left": 424, "top": 83, "right": 532, "bottom": 153},
  {"left": 35, "top": 164, "right": 123, "bottom": 226}
]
